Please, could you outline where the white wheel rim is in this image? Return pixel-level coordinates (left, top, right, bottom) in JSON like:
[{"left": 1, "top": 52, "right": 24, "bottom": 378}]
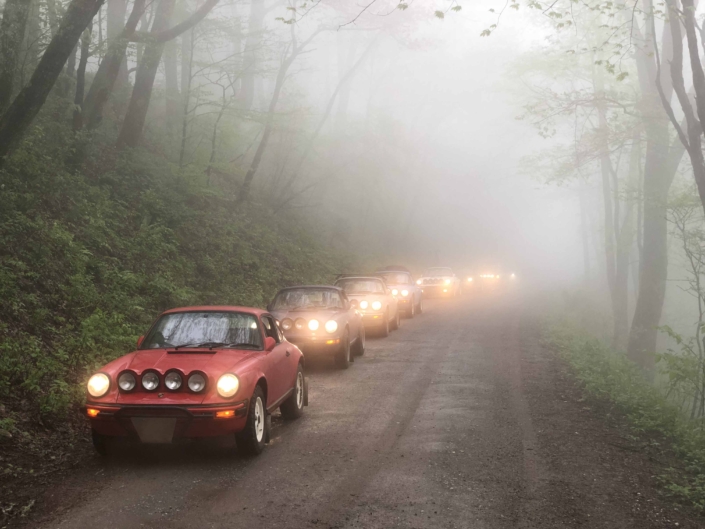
[
  {"left": 254, "top": 397, "right": 264, "bottom": 442},
  {"left": 295, "top": 372, "right": 304, "bottom": 409}
]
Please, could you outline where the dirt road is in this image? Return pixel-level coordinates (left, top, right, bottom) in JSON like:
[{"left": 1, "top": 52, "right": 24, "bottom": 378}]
[{"left": 32, "top": 292, "right": 703, "bottom": 528}]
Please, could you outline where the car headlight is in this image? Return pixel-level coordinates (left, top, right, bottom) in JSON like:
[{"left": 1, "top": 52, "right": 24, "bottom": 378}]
[
  {"left": 401, "top": 289, "right": 409, "bottom": 297},
  {"left": 359, "top": 300, "right": 369, "bottom": 309},
  {"left": 372, "top": 301, "right": 382, "bottom": 311},
  {"left": 281, "top": 318, "right": 293, "bottom": 331},
  {"left": 188, "top": 373, "right": 206, "bottom": 392},
  {"left": 416, "top": 279, "right": 422, "bottom": 285},
  {"left": 118, "top": 372, "right": 136, "bottom": 392},
  {"left": 468, "top": 277, "right": 473, "bottom": 282},
  {"left": 87, "top": 373, "right": 110, "bottom": 397},
  {"left": 142, "top": 371, "right": 159, "bottom": 391},
  {"left": 295, "top": 318, "right": 306, "bottom": 330},
  {"left": 392, "top": 289, "right": 399, "bottom": 296},
  {"left": 217, "top": 374, "right": 239, "bottom": 398},
  {"left": 308, "top": 319, "right": 320, "bottom": 331},
  {"left": 165, "top": 371, "right": 182, "bottom": 391},
  {"left": 444, "top": 279, "right": 451, "bottom": 285},
  {"left": 325, "top": 320, "right": 338, "bottom": 333}
]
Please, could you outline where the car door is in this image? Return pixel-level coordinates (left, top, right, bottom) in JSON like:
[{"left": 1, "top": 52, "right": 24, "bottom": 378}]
[
  {"left": 261, "top": 315, "right": 291, "bottom": 407},
  {"left": 341, "top": 292, "right": 360, "bottom": 341}
]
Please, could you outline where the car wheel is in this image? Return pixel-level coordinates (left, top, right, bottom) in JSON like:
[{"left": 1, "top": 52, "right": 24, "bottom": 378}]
[
  {"left": 280, "top": 364, "right": 305, "bottom": 420},
  {"left": 391, "top": 308, "right": 400, "bottom": 330},
  {"left": 379, "top": 312, "right": 390, "bottom": 337},
  {"left": 417, "top": 296, "right": 423, "bottom": 314},
  {"left": 335, "top": 331, "right": 352, "bottom": 369},
  {"left": 236, "top": 385, "right": 268, "bottom": 456},
  {"left": 352, "top": 325, "right": 365, "bottom": 357},
  {"left": 407, "top": 299, "right": 415, "bottom": 319},
  {"left": 91, "top": 429, "right": 109, "bottom": 457}
]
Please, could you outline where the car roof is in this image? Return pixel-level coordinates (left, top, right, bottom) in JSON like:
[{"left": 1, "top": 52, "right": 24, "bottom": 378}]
[
  {"left": 162, "top": 306, "right": 268, "bottom": 316},
  {"left": 376, "top": 265, "right": 412, "bottom": 273},
  {"left": 335, "top": 276, "right": 384, "bottom": 282}
]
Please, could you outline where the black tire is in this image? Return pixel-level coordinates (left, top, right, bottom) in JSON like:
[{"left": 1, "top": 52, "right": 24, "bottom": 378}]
[
  {"left": 236, "top": 385, "right": 268, "bottom": 456},
  {"left": 390, "top": 307, "right": 400, "bottom": 331},
  {"left": 416, "top": 296, "right": 423, "bottom": 314},
  {"left": 352, "top": 325, "right": 365, "bottom": 357},
  {"left": 91, "top": 429, "right": 108, "bottom": 457},
  {"left": 335, "top": 331, "right": 352, "bottom": 369},
  {"left": 280, "top": 364, "right": 305, "bottom": 420},
  {"left": 379, "top": 312, "right": 390, "bottom": 337}
]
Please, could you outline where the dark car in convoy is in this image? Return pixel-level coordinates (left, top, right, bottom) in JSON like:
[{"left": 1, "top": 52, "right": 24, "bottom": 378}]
[
  {"left": 334, "top": 275, "right": 400, "bottom": 337},
  {"left": 269, "top": 286, "right": 364, "bottom": 369},
  {"left": 375, "top": 266, "right": 423, "bottom": 318},
  {"left": 416, "top": 266, "right": 462, "bottom": 297},
  {"left": 84, "top": 306, "right": 306, "bottom": 456}
]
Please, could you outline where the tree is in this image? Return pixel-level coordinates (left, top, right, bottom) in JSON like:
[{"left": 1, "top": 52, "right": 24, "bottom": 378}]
[
  {"left": 0, "top": 0, "right": 32, "bottom": 112},
  {"left": 0, "top": 0, "right": 105, "bottom": 165}
]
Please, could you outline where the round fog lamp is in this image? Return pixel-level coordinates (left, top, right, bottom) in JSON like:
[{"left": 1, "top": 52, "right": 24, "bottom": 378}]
[
  {"left": 401, "top": 289, "right": 409, "bottom": 297},
  {"left": 295, "top": 318, "right": 306, "bottom": 330},
  {"left": 142, "top": 372, "right": 159, "bottom": 391},
  {"left": 188, "top": 373, "right": 206, "bottom": 392},
  {"left": 359, "top": 301, "right": 369, "bottom": 310},
  {"left": 308, "top": 319, "right": 320, "bottom": 331},
  {"left": 87, "top": 373, "right": 110, "bottom": 397},
  {"left": 281, "top": 318, "right": 293, "bottom": 331},
  {"left": 372, "top": 301, "right": 382, "bottom": 311},
  {"left": 165, "top": 371, "right": 182, "bottom": 391},
  {"left": 325, "top": 320, "right": 338, "bottom": 333},
  {"left": 217, "top": 374, "right": 239, "bottom": 398},
  {"left": 118, "top": 372, "right": 136, "bottom": 392}
]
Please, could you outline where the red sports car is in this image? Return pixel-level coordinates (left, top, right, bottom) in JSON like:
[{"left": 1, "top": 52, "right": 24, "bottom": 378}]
[{"left": 83, "top": 306, "right": 307, "bottom": 456}]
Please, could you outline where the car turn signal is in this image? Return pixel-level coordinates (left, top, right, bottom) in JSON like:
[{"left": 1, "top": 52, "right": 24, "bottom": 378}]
[
  {"left": 215, "top": 409, "right": 236, "bottom": 419},
  {"left": 86, "top": 408, "right": 100, "bottom": 418}
]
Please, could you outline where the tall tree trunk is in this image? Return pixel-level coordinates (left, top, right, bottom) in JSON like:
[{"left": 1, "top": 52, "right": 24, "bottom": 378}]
[
  {"left": 0, "top": 0, "right": 32, "bottom": 112},
  {"left": 116, "top": 0, "right": 175, "bottom": 149},
  {"left": 0, "top": 0, "right": 105, "bottom": 165},
  {"left": 335, "top": 32, "right": 357, "bottom": 131},
  {"left": 46, "top": 0, "right": 60, "bottom": 36},
  {"left": 72, "top": 22, "right": 93, "bottom": 131},
  {"left": 579, "top": 184, "right": 592, "bottom": 286},
  {"left": 106, "top": 0, "right": 128, "bottom": 88},
  {"left": 82, "top": 0, "right": 146, "bottom": 130},
  {"left": 163, "top": 38, "right": 180, "bottom": 129},
  {"left": 240, "top": 0, "right": 264, "bottom": 110}
]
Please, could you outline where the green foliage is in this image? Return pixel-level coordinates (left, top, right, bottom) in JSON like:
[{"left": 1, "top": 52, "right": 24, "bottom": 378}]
[
  {"left": 0, "top": 114, "right": 353, "bottom": 420},
  {"left": 547, "top": 324, "right": 705, "bottom": 510}
]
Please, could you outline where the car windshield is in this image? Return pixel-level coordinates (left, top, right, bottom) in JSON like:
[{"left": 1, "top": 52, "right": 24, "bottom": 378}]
[
  {"left": 272, "top": 288, "right": 343, "bottom": 310},
  {"left": 335, "top": 278, "right": 385, "bottom": 294},
  {"left": 377, "top": 272, "right": 412, "bottom": 285},
  {"left": 142, "top": 311, "right": 263, "bottom": 349},
  {"left": 424, "top": 268, "right": 453, "bottom": 277}
]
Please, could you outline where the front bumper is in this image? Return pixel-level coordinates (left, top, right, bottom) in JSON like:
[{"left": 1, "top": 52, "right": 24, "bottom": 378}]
[
  {"left": 84, "top": 402, "right": 248, "bottom": 441},
  {"left": 285, "top": 334, "right": 342, "bottom": 354},
  {"left": 421, "top": 284, "right": 453, "bottom": 295},
  {"left": 361, "top": 313, "right": 387, "bottom": 327}
]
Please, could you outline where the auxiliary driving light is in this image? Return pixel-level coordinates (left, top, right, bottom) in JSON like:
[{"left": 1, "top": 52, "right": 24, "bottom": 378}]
[
  {"left": 188, "top": 373, "right": 207, "bottom": 392},
  {"left": 87, "top": 373, "right": 110, "bottom": 397},
  {"left": 392, "top": 289, "right": 399, "bottom": 296},
  {"left": 165, "top": 371, "right": 182, "bottom": 391},
  {"left": 308, "top": 319, "right": 320, "bottom": 331},
  {"left": 142, "top": 372, "right": 159, "bottom": 391},
  {"left": 295, "top": 318, "right": 306, "bottom": 330},
  {"left": 325, "top": 320, "right": 338, "bottom": 333},
  {"left": 118, "top": 371, "right": 136, "bottom": 391},
  {"left": 372, "top": 301, "right": 382, "bottom": 311},
  {"left": 401, "top": 289, "right": 409, "bottom": 297},
  {"left": 281, "top": 318, "right": 293, "bottom": 331},
  {"left": 444, "top": 279, "right": 451, "bottom": 285}
]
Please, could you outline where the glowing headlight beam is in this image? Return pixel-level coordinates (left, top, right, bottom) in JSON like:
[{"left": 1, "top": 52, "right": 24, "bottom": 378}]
[
  {"left": 372, "top": 301, "right": 382, "bottom": 311},
  {"left": 217, "top": 374, "right": 239, "bottom": 398},
  {"left": 87, "top": 373, "right": 110, "bottom": 397}
]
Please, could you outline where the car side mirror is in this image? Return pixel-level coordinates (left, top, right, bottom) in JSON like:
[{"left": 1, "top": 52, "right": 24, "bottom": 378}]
[
  {"left": 264, "top": 336, "right": 276, "bottom": 352},
  {"left": 137, "top": 335, "right": 145, "bottom": 348}
]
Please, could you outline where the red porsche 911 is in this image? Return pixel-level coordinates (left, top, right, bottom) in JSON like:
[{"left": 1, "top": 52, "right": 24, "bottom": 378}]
[{"left": 83, "top": 306, "right": 307, "bottom": 456}]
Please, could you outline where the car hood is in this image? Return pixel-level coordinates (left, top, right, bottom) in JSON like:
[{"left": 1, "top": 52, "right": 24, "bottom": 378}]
[
  {"left": 272, "top": 309, "right": 342, "bottom": 321},
  {"left": 113, "top": 348, "right": 258, "bottom": 405}
]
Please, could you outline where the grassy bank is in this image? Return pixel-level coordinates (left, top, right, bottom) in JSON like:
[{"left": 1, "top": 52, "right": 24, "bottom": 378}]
[{"left": 546, "top": 324, "right": 705, "bottom": 510}]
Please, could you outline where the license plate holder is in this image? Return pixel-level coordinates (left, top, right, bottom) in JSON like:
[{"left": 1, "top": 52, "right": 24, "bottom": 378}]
[{"left": 131, "top": 418, "right": 177, "bottom": 444}]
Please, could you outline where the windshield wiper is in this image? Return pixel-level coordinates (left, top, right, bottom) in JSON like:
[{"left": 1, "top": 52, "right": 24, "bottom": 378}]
[
  {"left": 224, "top": 343, "right": 260, "bottom": 349},
  {"left": 174, "top": 341, "right": 228, "bottom": 349}
]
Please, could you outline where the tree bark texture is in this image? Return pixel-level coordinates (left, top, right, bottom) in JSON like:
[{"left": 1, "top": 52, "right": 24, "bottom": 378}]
[
  {"left": 116, "top": 0, "right": 175, "bottom": 149},
  {"left": 106, "top": 0, "right": 129, "bottom": 88},
  {"left": 240, "top": 0, "right": 264, "bottom": 110},
  {"left": 72, "top": 22, "right": 93, "bottom": 131}
]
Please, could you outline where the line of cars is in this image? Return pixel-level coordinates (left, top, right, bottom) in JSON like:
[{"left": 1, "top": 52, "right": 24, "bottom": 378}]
[{"left": 82, "top": 266, "right": 458, "bottom": 456}]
